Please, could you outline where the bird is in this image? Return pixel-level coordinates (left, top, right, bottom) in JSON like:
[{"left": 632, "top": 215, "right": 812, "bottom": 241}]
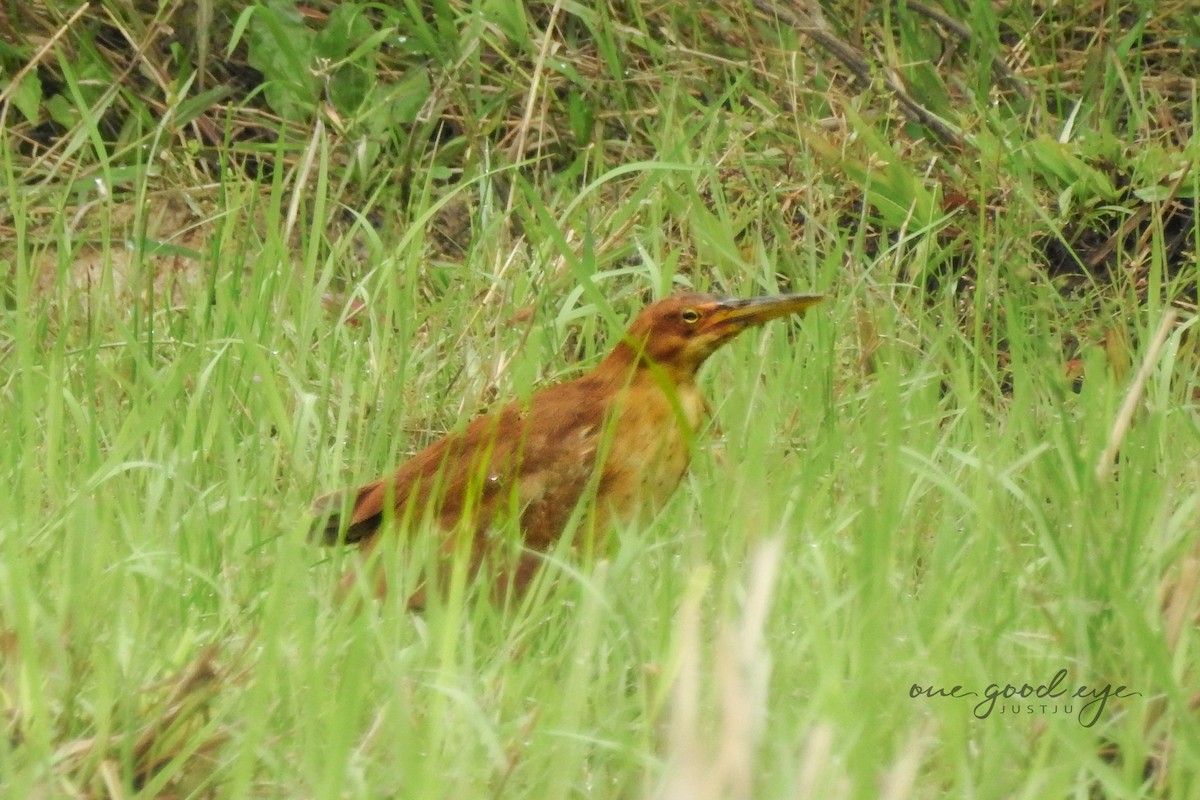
[{"left": 312, "top": 290, "right": 824, "bottom": 607}]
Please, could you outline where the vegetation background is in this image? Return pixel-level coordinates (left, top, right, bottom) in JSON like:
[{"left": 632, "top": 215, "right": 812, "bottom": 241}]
[{"left": 2, "top": 0, "right": 1198, "bottom": 796}]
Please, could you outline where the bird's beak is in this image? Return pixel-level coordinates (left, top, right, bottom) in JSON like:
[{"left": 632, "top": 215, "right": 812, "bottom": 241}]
[{"left": 703, "top": 294, "right": 825, "bottom": 334}]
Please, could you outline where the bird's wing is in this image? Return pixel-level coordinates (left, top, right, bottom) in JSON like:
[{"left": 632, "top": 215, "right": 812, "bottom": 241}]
[
  {"left": 501, "top": 381, "right": 611, "bottom": 550},
  {"left": 313, "top": 380, "right": 613, "bottom": 547},
  {"left": 311, "top": 414, "right": 501, "bottom": 545}
]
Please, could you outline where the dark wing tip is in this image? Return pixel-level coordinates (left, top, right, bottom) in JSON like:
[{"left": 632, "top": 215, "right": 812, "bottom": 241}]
[
  {"left": 311, "top": 485, "right": 386, "bottom": 545},
  {"left": 310, "top": 513, "right": 345, "bottom": 545},
  {"left": 309, "top": 489, "right": 369, "bottom": 545}
]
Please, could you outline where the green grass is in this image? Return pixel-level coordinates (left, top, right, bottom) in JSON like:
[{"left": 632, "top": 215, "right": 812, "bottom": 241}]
[{"left": 3, "top": 1, "right": 1200, "bottom": 797}]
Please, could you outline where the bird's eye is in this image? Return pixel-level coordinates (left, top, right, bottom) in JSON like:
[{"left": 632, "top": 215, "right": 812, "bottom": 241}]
[{"left": 681, "top": 309, "right": 701, "bottom": 324}]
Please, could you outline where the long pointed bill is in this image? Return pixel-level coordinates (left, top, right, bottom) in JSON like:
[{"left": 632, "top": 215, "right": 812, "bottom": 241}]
[{"left": 703, "top": 294, "right": 825, "bottom": 334}]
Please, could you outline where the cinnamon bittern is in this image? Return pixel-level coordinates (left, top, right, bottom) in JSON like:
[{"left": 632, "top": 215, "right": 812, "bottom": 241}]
[{"left": 313, "top": 291, "right": 823, "bottom": 606}]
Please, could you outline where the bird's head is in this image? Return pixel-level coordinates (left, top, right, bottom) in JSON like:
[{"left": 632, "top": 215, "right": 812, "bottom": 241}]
[{"left": 611, "top": 291, "right": 824, "bottom": 381}]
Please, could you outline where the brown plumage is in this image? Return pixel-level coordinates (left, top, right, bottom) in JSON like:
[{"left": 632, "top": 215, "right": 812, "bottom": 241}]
[{"left": 313, "top": 291, "right": 824, "bottom": 606}]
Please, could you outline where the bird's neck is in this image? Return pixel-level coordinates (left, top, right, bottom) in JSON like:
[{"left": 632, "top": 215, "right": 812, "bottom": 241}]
[
  {"left": 594, "top": 342, "right": 700, "bottom": 391},
  {"left": 589, "top": 342, "right": 707, "bottom": 437}
]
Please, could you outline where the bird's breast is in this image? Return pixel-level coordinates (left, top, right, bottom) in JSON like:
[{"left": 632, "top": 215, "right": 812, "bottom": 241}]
[{"left": 598, "top": 380, "right": 707, "bottom": 526}]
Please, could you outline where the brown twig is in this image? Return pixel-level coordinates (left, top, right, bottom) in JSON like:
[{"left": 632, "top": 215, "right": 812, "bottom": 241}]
[
  {"left": 0, "top": 3, "right": 91, "bottom": 108},
  {"left": 905, "top": 0, "right": 1028, "bottom": 96},
  {"left": 1094, "top": 309, "right": 1178, "bottom": 482},
  {"left": 753, "top": 0, "right": 966, "bottom": 150}
]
